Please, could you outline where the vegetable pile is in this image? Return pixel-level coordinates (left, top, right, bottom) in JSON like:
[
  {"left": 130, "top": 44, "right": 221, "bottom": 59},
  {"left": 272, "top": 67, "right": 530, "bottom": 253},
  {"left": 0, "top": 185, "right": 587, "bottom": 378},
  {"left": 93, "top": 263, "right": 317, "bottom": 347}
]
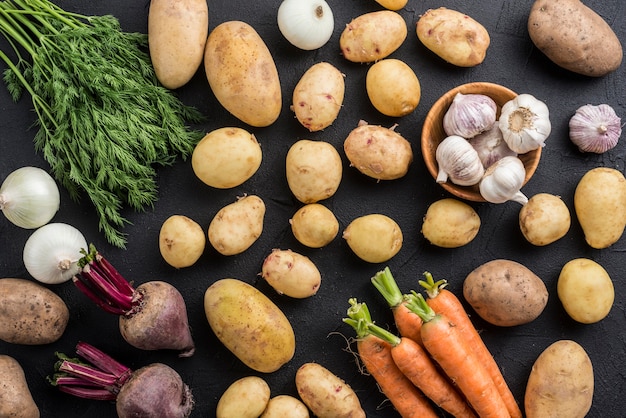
[{"left": 0, "top": 0, "right": 203, "bottom": 248}]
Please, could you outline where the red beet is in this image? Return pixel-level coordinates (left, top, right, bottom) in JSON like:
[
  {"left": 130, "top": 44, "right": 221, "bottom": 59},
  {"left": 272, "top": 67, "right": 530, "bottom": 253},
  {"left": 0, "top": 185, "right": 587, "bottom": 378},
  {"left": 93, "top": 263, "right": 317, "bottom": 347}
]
[{"left": 73, "top": 245, "right": 195, "bottom": 357}]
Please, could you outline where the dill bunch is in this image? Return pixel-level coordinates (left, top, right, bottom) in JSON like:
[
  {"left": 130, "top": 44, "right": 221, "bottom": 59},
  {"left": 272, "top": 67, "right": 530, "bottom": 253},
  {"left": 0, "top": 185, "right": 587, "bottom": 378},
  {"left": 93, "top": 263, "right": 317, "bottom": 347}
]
[{"left": 0, "top": 0, "right": 204, "bottom": 248}]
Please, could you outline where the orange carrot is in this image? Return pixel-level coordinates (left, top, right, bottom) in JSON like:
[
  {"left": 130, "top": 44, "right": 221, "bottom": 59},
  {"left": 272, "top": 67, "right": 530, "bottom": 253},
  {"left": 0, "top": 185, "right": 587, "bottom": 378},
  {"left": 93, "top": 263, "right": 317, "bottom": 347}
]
[
  {"left": 420, "top": 272, "right": 522, "bottom": 418},
  {"left": 344, "top": 299, "right": 439, "bottom": 418},
  {"left": 361, "top": 313, "right": 478, "bottom": 418},
  {"left": 371, "top": 267, "right": 423, "bottom": 345},
  {"left": 406, "top": 293, "right": 510, "bottom": 418}
]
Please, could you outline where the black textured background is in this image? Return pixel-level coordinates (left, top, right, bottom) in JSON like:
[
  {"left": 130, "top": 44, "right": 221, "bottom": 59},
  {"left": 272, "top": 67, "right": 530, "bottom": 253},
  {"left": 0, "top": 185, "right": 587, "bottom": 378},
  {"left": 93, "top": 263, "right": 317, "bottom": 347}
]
[{"left": 1, "top": 0, "right": 625, "bottom": 417}]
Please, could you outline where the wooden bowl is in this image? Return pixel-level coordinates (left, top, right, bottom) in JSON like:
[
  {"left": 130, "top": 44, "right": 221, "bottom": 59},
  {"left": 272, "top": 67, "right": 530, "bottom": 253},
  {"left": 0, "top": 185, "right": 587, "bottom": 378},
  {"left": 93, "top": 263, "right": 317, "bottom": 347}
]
[{"left": 421, "top": 82, "right": 541, "bottom": 202}]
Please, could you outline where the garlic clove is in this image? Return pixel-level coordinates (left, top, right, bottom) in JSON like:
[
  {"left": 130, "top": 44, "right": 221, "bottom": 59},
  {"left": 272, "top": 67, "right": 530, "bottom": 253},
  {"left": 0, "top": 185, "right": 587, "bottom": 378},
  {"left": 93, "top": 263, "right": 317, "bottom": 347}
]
[
  {"left": 568, "top": 104, "right": 621, "bottom": 153},
  {"left": 469, "top": 124, "right": 517, "bottom": 168},
  {"left": 479, "top": 155, "right": 528, "bottom": 204},
  {"left": 436, "top": 135, "right": 485, "bottom": 186},
  {"left": 499, "top": 93, "right": 551, "bottom": 154},
  {"left": 443, "top": 92, "right": 497, "bottom": 139}
]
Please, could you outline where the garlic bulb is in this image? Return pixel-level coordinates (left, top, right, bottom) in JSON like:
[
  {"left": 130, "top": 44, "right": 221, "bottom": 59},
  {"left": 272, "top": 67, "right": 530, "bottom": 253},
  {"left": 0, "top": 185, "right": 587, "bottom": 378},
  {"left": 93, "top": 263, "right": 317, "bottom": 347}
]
[
  {"left": 469, "top": 124, "right": 517, "bottom": 168},
  {"left": 23, "top": 222, "right": 88, "bottom": 284},
  {"left": 569, "top": 104, "right": 622, "bottom": 153},
  {"left": 277, "top": 0, "right": 334, "bottom": 50},
  {"left": 499, "top": 93, "right": 551, "bottom": 154},
  {"left": 479, "top": 156, "right": 528, "bottom": 204},
  {"left": 436, "top": 135, "right": 485, "bottom": 186},
  {"left": 443, "top": 92, "right": 497, "bottom": 138}
]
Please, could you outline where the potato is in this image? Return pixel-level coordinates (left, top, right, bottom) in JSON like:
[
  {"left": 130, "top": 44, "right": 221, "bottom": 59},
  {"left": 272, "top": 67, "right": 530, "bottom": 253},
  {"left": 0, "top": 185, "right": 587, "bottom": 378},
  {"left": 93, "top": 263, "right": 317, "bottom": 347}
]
[
  {"left": 343, "top": 214, "right": 403, "bottom": 263},
  {"left": 148, "top": 0, "right": 208, "bottom": 89},
  {"left": 0, "top": 278, "right": 69, "bottom": 345},
  {"left": 192, "top": 127, "right": 262, "bottom": 189},
  {"left": 204, "top": 278, "right": 295, "bottom": 373},
  {"left": 416, "top": 7, "right": 490, "bottom": 67},
  {"left": 292, "top": 62, "right": 345, "bottom": 132},
  {"left": 261, "top": 249, "right": 321, "bottom": 298},
  {"left": 0, "top": 355, "right": 39, "bottom": 418},
  {"left": 421, "top": 198, "right": 480, "bottom": 248},
  {"left": 519, "top": 193, "right": 571, "bottom": 246},
  {"left": 524, "top": 340, "right": 593, "bottom": 418},
  {"left": 290, "top": 203, "right": 339, "bottom": 248},
  {"left": 286, "top": 139, "right": 342, "bottom": 204},
  {"left": 339, "top": 11, "right": 407, "bottom": 63},
  {"left": 574, "top": 167, "right": 626, "bottom": 249},
  {"left": 295, "top": 363, "right": 365, "bottom": 418},
  {"left": 344, "top": 123, "right": 413, "bottom": 180},
  {"left": 463, "top": 259, "right": 548, "bottom": 327},
  {"left": 216, "top": 376, "right": 270, "bottom": 418},
  {"left": 204, "top": 21, "right": 281, "bottom": 127},
  {"left": 366, "top": 59, "right": 421, "bottom": 117},
  {"left": 373, "top": 0, "right": 407, "bottom": 11},
  {"left": 159, "top": 215, "right": 206, "bottom": 268},
  {"left": 208, "top": 195, "right": 265, "bottom": 256},
  {"left": 528, "top": 0, "right": 623, "bottom": 77},
  {"left": 261, "top": 395, "right": 310, "bottom": 418},
  {"left": 557, "top": 258, "right": 614, "bottom": 324}
]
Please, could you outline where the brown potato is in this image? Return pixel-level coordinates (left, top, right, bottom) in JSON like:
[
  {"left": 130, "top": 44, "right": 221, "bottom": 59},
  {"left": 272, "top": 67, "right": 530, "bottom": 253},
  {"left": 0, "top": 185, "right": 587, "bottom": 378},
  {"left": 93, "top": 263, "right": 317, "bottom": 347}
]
[
  {"left": 421, "top": 198, "right": 480, "bottom": 248},
  {"left": 416, "top": 7, "right": 490, "bottom": 67},
  {"left": 344, "top": 123, "right": 413, "bottom": 180},
  {"left": 204, "top": 21, "right": 281, "bottom": 127},
  {"left": 292, "top": 62, "right": 345, "bottom": 132},
  {"left": 519, "top": 193, "right": 571, "bottom": 246},
  {"left": 0, "top": 278, "right": 69, "bottom": 345},
  {"left": 366, "top": 59, "right": 421, "bottom": 117},
  {"left": 525, "top": 340, "right": 593, "bottom": 418},
  {"left": 528, "top": 0, "right": 623, "bottom": 77},
  {"left": 0, "top": 355, "right": 39, "bottom": 418},
  {"left": 463, "top": 259, "right": 548, "bottom": 326},
  {"left": 340, "top": 11, "right": 407, "bottom": 63},
  {"left": 148, "top": 0, "right": 208, "bottom": 89}
]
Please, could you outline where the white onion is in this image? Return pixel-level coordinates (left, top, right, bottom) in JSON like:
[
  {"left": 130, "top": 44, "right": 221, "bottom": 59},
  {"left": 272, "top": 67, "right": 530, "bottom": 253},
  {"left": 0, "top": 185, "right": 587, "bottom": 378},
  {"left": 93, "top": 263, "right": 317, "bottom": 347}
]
[
  {"left": 277, "top": 0, "right": 334, "bottom": 50},
  {"left": 23, "top": 223, "right": 88, "bottom": 284},
  {"left": 0, "top": 166, "right": 60, "bottom": 228}
]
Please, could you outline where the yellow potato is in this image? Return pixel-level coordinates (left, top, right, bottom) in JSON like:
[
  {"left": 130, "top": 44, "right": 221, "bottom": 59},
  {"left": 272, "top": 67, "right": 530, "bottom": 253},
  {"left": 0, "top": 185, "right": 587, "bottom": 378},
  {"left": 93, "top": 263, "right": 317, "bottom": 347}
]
[
  {"left": 421, "top": 198, "right": 480, "bottom": 248},
  {"left": 557, "top": 258, "right": 614, "bottom": 324},
  {"left": 261, "top": 249, "right": 321, "bottom": 298},
  {"left": 148, "top": 0, "right": 208, "bottom": 89},
  {"left": 416, "top": 7, "right": 490, "bottom": 67},
  {"left": 204, "top": 278, "right": 295, "bottom": 373},
  {"left": 343, "top": 214, "right": 403, "bottom": 263},
  {"left": 286, "top": 139, "right": 343, "bottom": 203},
  {"left": 464, "top": 259, "right": 548, "bottom": 327},
  {"left": 340, "top": 11, "right": 407, "bottom": 63},
  {"left": 159, "top": 214, "right": 206, "bottom": 268},
  {"left": 216, "top": 376, "right": 270, "bottom": 418},
  {"left": 261, "top": 395, "right": 310, "bottom": 418},
  {"left": 204, "top": 21, "right": 281, "bottom": 127},
  {"left": 290, "top": 203, "right": 339, "bottom": 248},
  {"left": 192, "top": 127, "right": 262, "bottom": 189},
  {"left": 292, "top": 62, "right": 345, "bottom": 132},
  {"left": 374, "top": 0, "right": 407, "bottom": 11},
  {"left": 519, "top": 193, "right": 571, "bottom": 246},
  {"left": 574, "top": 167, "right": 626, "bottom": 249},
  {"left": 524, "top": 340, "right": 593, "bottom": 418},
  {"left": 528, "top": 0, "right": 623, "bottom": 77},
  {"left": 344, "top": 123, "right": 413, "bottom": 180},
  {"left": 0, "top": 355, "right": 39, "bottom": 418},
  {"left": 366, "top": 59, "right": 421, "bottom": 117},
  {"left": 208, "top": 195, "right": 265, "bottom": 256},
  {"left": 0, "top": 278, "right": 69, "bottom": 345},
  {"left": 295, "top": 363, "right": 365, "bottom": 418}
]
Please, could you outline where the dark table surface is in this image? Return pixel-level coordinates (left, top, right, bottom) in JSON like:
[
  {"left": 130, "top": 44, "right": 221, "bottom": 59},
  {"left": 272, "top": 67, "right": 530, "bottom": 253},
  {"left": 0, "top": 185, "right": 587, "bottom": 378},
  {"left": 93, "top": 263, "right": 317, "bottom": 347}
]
[{"left": 1, "top": 0, "right": 625, "bottom": 417}]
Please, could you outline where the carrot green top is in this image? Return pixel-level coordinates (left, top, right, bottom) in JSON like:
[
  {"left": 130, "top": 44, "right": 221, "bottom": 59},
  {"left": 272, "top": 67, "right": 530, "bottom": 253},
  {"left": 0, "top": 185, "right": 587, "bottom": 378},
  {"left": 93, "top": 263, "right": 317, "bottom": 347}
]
[
  {"left": 403, "top": 291, "right": 438, "bottom": 323},
  {"left": 343, "top": 298, "right": 401, "bottom": 346},
  {"left": 419, "top": 271, "right": 449, "bottom": 299},
  {"left": 371, "top": 267, "right": 405, "bottom": 308}
]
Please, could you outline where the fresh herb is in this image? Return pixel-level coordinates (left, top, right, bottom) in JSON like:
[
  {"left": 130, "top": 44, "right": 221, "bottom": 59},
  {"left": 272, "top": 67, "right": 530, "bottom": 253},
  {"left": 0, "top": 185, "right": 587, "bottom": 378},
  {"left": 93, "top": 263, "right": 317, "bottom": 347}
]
[{"left": 0, "top": 0, "right": 204, "bottom": 248}]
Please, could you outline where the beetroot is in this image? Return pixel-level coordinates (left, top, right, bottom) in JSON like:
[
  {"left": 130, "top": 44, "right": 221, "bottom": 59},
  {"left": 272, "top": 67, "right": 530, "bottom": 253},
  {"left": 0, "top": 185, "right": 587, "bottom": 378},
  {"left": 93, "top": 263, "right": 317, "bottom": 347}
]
[
  {"left": 50, "top": 342, "right": 194, "bottom": 418},
  {"left": 73, "top": 245, "right": 195, "bottom": 357}
]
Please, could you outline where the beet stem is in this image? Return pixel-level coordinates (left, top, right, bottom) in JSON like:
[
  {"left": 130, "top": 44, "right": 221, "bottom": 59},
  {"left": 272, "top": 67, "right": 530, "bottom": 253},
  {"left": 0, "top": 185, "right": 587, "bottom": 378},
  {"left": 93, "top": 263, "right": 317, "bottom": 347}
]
[
  {"left": 72, "top": 276, "right": 128, "bottom": 315},
  {"left": 58, "top": 361, "right": 120, "bottom": 387},
  {"left": 57, "top": 385, "right": 118, "bottom": 401},
  {"left": 75, "top": 341, "right": 132, "bottom": 381}
]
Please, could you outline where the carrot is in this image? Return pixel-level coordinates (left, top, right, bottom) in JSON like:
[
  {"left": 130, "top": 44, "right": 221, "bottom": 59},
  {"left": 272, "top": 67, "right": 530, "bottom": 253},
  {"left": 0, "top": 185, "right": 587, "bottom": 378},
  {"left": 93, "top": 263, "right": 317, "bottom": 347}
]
[
  {"left": 360, "top": 312, "right": 478, "bottom": 418},
  {"left": 371, "top": 267, "right": 423, "bottom": 346},
  {"left": 420, "top": 272, "right": 522, "bottom": 418},
  {"left": 406, "top": 293, "right": 510, "bottom": 418},
  {"left": 343, "top": 298, "right": 439, "bottom": 418}
]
